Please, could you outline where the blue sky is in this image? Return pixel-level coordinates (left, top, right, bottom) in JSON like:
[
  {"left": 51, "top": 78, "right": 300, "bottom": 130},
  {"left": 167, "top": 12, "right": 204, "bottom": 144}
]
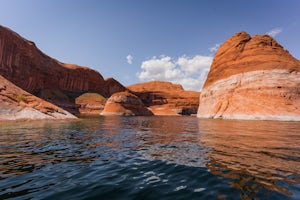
[{"left": 1, "top": 0, "right": 299, "bottom": 91}]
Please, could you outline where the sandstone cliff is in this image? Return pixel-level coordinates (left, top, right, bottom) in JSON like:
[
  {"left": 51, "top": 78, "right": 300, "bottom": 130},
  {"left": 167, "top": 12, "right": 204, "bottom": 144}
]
[
  {"left": 197, "top": 32, "right": 300, "bottom": 121},
  {"left": 0, "top": 25, "right": 126, "bottom": 114},
  {"left": 0, "top": 25, "right": 106, "bottom": 94},
  {"left": 101, "top": 91, "right": 153, "bottom": 116},
  {"left": 0, "top": 75, "right": 76, "bottom": 121},
  {"left": 128, "top": 81, "right": 199, "bottom": 115}
]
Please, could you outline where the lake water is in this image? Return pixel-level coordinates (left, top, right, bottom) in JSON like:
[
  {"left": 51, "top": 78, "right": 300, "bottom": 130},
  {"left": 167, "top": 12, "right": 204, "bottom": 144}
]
[{"left": 0, "top": 116, "right": 299, "bottom": 200}]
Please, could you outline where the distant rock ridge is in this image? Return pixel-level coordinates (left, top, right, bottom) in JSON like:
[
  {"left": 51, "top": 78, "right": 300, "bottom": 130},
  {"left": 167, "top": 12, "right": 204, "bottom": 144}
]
[
  {"left": 129, "top": 80, "right": 185, "bottom": 93},
  {"left": 197, "top": 32, "right": 300, "bottom": 121},
  {"left": 128, "top": 81, "right": 199, "bottom": 115}
]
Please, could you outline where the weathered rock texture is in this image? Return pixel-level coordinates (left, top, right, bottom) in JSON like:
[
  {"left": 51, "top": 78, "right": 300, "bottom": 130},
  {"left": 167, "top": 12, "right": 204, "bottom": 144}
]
[
  {"left": 0, "top": 75, "right": 76, "bottom": 121},
  {"left": 101, "top": 91, "right": 153, "bottom": 116},
  {"left": 197, "top": 32, "right": 300, "bottom": 121},
  {"left": 128, "top": 81, "right": 200, "bottom": 115},
  {"left": 0, "top": 25, "right": 126, "bottom": 113},
  {"left": 75, "top": 93, "right": 106, "bottom": 114}
]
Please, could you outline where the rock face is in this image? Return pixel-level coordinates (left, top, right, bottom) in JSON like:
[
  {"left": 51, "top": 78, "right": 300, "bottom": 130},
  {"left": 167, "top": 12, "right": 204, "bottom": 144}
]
[
  {"left": 104, "top": 78, "right": 127, "bottom": 96},
  {"left": 0, "top": 75, "right": 76, "bottom": 121},
  {"left": 101, "top": 91, "right": 153, "bottom": 116},
  {"left": 128, "top": 81, "right": 200, "bottom": 115},
  {"left": 197, "top": 32, "right": 300, "bottom": 121},
  {"left": 0, "top": 25, "right": 126, "bottom": 113}
]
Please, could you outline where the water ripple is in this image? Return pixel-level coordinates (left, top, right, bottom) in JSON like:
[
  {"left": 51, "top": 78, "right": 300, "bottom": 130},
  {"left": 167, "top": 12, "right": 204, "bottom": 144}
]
[{"left": 0, "top": 116, "right": 299, "bottom": 199}]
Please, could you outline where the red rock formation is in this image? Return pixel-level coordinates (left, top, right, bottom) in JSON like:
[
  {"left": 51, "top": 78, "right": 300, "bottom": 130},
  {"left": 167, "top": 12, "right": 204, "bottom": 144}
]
[
  {"left": 128, "top": 81, "right": 199, "bottom": 115},
  {"left": 197, "top": 32, "right": 300, "bottom": 121},
  {"left": 0, "top": 75, "right": 76, "bottom": 121},
  {"left": 0, "top": 25, "right": 126, "bottom": 114},
  {"left": 101, "top": 91, "right": 153, "bottom": 116},
  {"left": 0, "top": 25, "right": 106, "bottom": 94}
]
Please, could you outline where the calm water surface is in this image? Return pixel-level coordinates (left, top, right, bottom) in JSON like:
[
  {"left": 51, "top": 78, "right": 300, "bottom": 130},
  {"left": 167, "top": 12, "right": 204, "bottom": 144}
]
[{"left": 0, "top": 116, "right": 299, "bottom": 199}]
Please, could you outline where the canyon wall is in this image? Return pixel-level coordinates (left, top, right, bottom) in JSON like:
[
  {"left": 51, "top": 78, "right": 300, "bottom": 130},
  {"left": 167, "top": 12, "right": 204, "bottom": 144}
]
[{"left": 0, "top": 26, "right": 107, "bottom": 95}]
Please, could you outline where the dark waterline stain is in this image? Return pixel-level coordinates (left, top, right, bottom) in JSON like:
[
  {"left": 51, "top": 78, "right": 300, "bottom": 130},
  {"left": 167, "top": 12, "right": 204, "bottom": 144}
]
[{"left": 0, "top": 116, "right": 299, "bottom": 199}]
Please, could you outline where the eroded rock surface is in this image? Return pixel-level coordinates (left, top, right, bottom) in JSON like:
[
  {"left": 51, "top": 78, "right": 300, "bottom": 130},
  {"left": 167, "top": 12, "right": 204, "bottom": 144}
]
[{"left": 101, "top": 91, "right": 153, "bottom": 116}]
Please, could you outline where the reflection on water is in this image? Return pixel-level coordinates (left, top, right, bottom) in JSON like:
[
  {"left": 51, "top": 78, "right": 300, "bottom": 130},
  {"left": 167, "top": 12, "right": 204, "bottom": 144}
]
[
  {"left": 133, "top": 117, "right": 300, "bottom": 199},
  {"left": 0, "top": 116, "right": 299, "bottom": 200},
  {"left": 135, "top": 116, "right": 211, "bottom": 168},
  {"left": 198, "top": 119, "right": 300, "bottom": 198}
]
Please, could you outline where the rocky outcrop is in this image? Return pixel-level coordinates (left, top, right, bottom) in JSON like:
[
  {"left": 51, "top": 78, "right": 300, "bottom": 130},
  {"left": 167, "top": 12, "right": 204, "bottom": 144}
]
[
  {"left": 197, "top": 32, "right": 300, "bottom": 121},
  {"left": 0, "top": 75, "right": 76, "bottom": 121},
  {"left": 128, "top": 81, "right": 199, "bottom": 115},
  {"left": 101, "top": 91, "right": 153, "bottom": 116}
]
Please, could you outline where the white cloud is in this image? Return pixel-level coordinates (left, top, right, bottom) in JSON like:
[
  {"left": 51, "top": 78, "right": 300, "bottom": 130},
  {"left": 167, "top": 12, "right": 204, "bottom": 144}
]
[
  {"left": 266, "top": 28, "right": 282, "bottom": 37},
  {"left": 126, "top": 54, "right": 133, "bottom": 64},
  {"left": 137, "top": 55, "right": 213, "bottom": 91},
  {"left": 209, "top": 43, "right": 220, "bottom": 52}
]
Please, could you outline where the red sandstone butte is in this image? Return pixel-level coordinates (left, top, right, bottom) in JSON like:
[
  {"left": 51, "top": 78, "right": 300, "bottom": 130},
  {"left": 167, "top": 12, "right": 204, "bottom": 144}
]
[
  {"left": 0, "top": 75, "right": 76, "bottom": 121},
  {"left": 197, "top": 32, "right": 300, "bottom": 121},
  {"left": 101, "top": 91, "right": 153, "bottom": 116},
  {"left": 128, "top": 81, "right": 200, "bottom": 115}
]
